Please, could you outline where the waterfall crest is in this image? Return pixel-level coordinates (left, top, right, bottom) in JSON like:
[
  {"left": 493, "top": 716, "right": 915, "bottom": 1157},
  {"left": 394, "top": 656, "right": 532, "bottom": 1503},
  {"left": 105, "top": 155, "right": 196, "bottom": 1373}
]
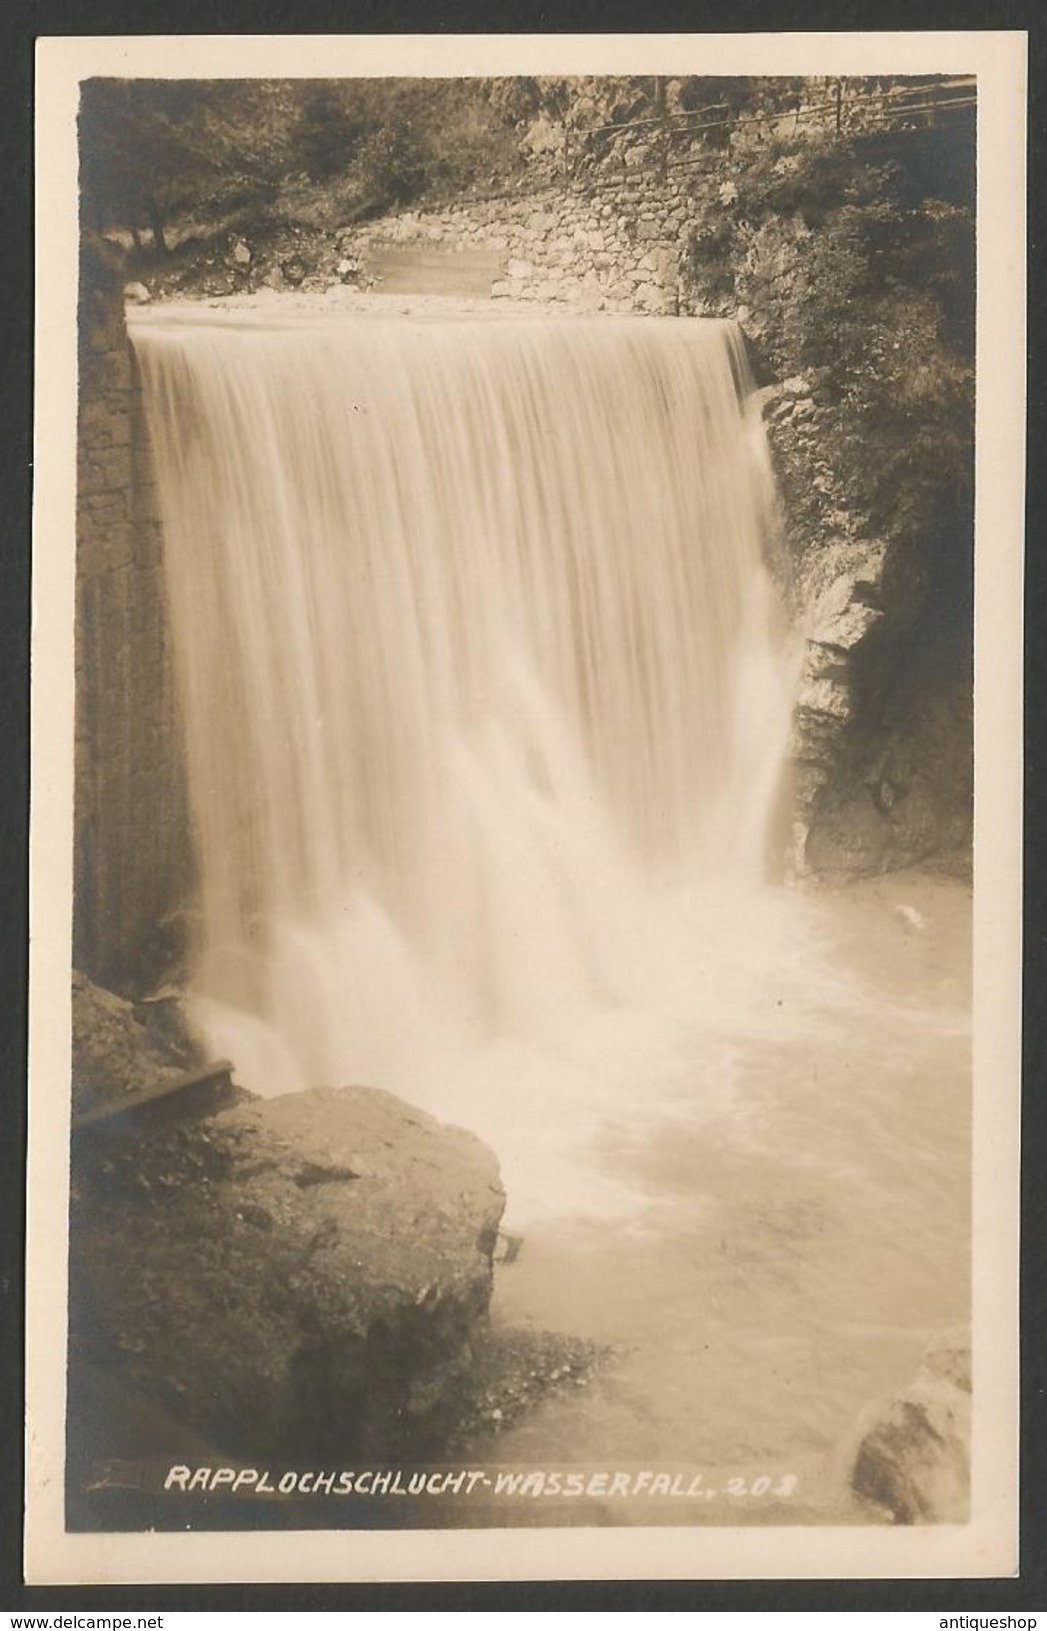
[{"left": 130, "top": 303, "right": 797, "bottom": 1104}]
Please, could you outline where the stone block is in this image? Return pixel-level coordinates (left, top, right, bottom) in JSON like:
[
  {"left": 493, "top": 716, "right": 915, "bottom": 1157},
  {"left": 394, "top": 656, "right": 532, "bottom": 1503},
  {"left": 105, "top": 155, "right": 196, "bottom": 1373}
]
[{"left": 797, "top": 673, "right": 851, "bottom": 719}]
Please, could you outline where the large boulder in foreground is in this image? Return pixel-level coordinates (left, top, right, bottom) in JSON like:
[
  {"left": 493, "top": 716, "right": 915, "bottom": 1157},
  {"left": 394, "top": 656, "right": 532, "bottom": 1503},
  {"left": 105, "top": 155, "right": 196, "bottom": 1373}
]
[
  {"left": 850, "top": 1336, "right": 971, "bottom": 1524},
  {"left": 70, "top": 977, "right": 505, "bottom": 1464}
]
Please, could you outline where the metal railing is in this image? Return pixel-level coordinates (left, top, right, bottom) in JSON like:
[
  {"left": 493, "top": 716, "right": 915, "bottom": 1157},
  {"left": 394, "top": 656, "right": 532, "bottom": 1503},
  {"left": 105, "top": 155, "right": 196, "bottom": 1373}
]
[{"left": 563, "top": 76, "right": 976, "bottom": 185}]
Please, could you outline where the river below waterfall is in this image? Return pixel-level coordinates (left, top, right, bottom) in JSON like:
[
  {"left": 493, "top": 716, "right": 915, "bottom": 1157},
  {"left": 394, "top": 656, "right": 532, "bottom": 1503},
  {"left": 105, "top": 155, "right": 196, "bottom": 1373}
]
[{"left": 460, "top": 867, "right": 970, "bottom": 1527}]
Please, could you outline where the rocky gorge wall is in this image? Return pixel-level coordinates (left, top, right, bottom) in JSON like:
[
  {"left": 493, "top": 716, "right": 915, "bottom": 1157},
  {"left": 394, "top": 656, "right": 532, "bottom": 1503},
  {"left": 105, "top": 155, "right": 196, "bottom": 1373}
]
[{"left": 670, "top": 123, "right": 975, "bottom": 877}]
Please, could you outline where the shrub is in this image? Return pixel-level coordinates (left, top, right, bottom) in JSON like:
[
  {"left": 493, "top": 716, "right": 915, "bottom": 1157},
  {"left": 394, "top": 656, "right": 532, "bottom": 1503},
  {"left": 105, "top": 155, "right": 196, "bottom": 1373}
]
[{"left": 682, "top": 127, "right": 975, "bottom": 555}]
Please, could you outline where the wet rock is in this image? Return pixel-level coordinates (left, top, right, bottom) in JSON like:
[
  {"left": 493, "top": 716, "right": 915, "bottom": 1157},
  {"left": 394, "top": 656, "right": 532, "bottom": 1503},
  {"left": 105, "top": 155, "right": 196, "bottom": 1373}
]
[
  {"left": 783, "top": 528, "right": 973, "bottom": 875},
  {"left": 444, "top": 1325, "right": 607, "bottom": 1454},
  {"left": 806, "top": 572, "right": 883, "bottom": 653},
  {"left": 803, "top": 789, "right": 894, "bottom": 875},
  {"left": 804, "top": 667, "right": 973, "bottom": 876},
  {"left": 793, "top": 540, "right": 889, "bottom": 622},
  {"left": 70, "top": 1080, "right": 505, "bottom": 1463},
  {"left": 851, "top": 1336, "right": 971, "bottom": 1523},
  {"left": 122, "top": 281, "right": 151, "bottom": 304},
  {"left": 796, "top": 673, "right": 850, "bottom": 721},
  {"left": 72, "top": 969, "right": 200, "bottom": 1119}
]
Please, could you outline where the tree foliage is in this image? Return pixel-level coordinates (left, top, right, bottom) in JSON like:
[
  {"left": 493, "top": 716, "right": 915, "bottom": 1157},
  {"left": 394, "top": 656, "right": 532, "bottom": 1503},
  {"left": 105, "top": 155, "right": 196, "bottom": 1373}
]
[
  {"left": 79, "top": 80, "right": 309, "bottom": 241},
  {"left": 79, "top": 77, "right": 525, "bottom": 242},
  {"left": 682, "top": 126, "right": 975, "bottom": 553}
]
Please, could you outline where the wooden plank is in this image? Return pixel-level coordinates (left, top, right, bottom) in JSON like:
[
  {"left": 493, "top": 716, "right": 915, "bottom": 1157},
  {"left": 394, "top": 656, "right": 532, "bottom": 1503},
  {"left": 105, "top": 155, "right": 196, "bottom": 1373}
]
[
  {"left": 366, "top": 245, "right": 505, "bottom": 298},
  {"left": 73, "top": 1060, "right": 237, "bottom": 1132}
]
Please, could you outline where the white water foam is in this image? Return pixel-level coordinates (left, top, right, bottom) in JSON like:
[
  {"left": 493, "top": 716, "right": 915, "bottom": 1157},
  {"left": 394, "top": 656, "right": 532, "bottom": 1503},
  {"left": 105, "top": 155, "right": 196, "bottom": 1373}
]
[{"left": 132, "top": 301, "right": 814, "bottom": 1223}]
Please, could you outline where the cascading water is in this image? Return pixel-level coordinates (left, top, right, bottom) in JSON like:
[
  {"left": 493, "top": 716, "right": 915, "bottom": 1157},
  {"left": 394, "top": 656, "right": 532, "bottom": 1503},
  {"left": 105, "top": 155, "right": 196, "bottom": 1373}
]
[{"left": 130, "top": 300, "right": 806, "bottom": 1217}]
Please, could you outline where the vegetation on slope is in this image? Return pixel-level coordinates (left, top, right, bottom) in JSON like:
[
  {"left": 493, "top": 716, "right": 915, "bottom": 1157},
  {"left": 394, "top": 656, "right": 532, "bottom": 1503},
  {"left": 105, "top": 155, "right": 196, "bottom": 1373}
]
[
  {"left": 681, "top": 124, "right": 974, "bottom": 580},
  {"left": 676, "top": 118, "right": 975, "bottom": 870},
  {"left": 79, "top": 74, "right": 843, "bottom": 244}
]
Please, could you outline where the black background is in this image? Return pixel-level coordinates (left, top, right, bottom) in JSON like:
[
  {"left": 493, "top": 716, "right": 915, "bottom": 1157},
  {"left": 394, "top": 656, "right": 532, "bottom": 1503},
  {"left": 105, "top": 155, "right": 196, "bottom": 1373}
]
[{"left": 2, "top": 0, "right": 1042, "bottom": 1612}]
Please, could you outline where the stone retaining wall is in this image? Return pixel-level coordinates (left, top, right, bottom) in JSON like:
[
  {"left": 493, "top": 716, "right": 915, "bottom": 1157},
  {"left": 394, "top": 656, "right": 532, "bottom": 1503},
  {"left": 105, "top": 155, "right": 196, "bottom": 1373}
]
[
  {"left": 351, "top": 174, "right": 698, "bottom": 315},
  {"left": 75, "top": 249, "right": 191, "bottom": 993}
]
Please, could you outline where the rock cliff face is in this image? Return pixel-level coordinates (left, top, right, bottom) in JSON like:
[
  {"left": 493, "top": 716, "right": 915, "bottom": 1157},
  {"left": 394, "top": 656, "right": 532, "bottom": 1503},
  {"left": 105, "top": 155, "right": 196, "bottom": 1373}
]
[
  {"left": 678, "top": 127, "right": 974, "bottom": 876},
  {"left": 68, "top": 975, "right": 505, "bottom": 1473},
  {"left": 759, "top": 374, "right": 973, "bottom": 876}
]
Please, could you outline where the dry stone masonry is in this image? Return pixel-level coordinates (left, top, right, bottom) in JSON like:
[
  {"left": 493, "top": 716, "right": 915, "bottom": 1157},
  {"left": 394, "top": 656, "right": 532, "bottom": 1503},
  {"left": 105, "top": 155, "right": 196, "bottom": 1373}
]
[{"left": 351, "top": 175, "right": 694, "bottom": 314}]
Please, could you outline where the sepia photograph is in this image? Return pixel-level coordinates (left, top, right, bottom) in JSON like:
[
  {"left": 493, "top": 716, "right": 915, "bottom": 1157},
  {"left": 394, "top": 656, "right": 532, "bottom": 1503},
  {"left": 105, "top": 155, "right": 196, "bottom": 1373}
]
[{"left": 26, "top": 31, "right": 1025, "bottom": 1586}]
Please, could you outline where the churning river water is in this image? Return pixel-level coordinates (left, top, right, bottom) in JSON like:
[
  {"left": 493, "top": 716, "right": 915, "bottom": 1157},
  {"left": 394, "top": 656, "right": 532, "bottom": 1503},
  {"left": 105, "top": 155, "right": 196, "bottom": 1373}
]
[{"left": 477, "top": 869, "right": 969, "bottom": 1527}]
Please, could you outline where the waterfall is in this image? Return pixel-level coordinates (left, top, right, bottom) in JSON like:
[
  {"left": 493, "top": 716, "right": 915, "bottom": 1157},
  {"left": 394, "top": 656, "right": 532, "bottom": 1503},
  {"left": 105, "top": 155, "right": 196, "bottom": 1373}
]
[{"left": 130, "top": 302, "right": 799, "bottom": 1166}]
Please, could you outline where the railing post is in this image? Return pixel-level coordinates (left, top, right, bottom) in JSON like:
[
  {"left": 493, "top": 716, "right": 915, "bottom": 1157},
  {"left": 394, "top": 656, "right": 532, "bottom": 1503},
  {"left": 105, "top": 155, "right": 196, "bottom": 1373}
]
[{"left": 654, "top": 74, "right": 668, "bottom": 187}]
